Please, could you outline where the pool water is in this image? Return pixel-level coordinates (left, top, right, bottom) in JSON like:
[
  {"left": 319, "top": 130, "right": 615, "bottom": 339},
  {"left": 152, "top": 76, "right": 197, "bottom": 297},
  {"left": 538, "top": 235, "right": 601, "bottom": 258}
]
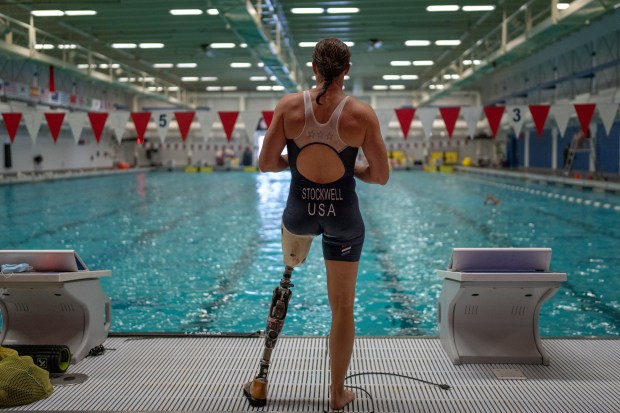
[{"left": 1, "top": 170, "right": 618, "bottom": 337}]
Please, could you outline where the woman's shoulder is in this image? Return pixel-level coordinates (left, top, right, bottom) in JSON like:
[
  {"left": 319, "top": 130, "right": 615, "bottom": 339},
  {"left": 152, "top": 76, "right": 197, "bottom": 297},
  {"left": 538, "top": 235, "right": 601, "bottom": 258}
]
[
  {"left": 343, "top": 96, "right": 377, "bottom": 121},
  {"left": 277, "top": 91, "right": 304, "bottom": 109}
]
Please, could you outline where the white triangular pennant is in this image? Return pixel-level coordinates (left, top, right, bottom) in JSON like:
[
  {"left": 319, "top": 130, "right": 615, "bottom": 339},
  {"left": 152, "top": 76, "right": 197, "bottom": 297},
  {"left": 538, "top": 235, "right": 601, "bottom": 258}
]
[
  {"left": 375, "top": 109, "right": 394, "bottom": 138},
  {"left": 195, "top": 111, "right": 216, "bottom": 142},
  {"left": 152, "top": 110, "right": 173, "bottom": 143},
  {"left": 66, "top": 112, "right": 87, "bottom": 144},
  {"left": 461, "top": 106, "right": 482, "bottom": 139},
  {"left": 416, "top": 107, "right": 438, "bottom": 140},
  {"left": 597, "top": 103, "right": 619, "bottom": 137},
  {"left": 506, "top": 105, "right": 527, "bottom": 137},
  {"left": 550, "top": 104, "right": 572, "bottom": 138},
  {"left": 108, "top": 111, "right": 130, "bottom": 144},
  {"left": 23, "top": 109, "right": 44, "bottom": 143},
  {"left": 240, "top": 111, "right": 262, "bottom": 142}
]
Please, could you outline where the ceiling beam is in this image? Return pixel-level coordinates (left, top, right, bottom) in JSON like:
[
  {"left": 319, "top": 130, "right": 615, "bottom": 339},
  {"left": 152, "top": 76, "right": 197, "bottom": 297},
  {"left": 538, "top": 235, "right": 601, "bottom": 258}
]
[{"left": 209, "top": 0, "right": 305, "bottom": 93}]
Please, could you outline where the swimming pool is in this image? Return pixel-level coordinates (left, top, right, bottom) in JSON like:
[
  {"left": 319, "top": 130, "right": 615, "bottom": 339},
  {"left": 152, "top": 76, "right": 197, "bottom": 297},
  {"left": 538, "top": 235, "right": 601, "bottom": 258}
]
[{"left": 1, "top": 170, "right": 618, "bottom": 337}]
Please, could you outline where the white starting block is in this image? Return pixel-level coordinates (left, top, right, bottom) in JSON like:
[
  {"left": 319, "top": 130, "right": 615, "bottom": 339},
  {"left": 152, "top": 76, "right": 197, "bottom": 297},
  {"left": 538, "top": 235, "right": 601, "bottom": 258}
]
[
  {"left": 437, "top": 248, "right": 566, "bottom": 365},
  {"left": 0, "top": 250, "right": 111, "bottom": 364}
]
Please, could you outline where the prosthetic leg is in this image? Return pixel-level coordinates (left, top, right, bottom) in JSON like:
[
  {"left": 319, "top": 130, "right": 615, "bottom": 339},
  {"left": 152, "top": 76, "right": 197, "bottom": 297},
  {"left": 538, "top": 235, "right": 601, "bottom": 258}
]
[{"left": 243, "top": 224, "right": 314, "bottom": 407}]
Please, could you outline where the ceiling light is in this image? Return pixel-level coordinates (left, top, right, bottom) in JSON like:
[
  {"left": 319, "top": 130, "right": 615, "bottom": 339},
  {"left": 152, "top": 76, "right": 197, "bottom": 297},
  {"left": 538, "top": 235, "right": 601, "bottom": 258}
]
[
  {"left": 390, "top": 61, "right": 411, "bottom": 66},
  {"left": 299, "top": 42, "right": 317, "bottom": 48},
  {"left": 222, "top": 86, "right": 237, "bottom": 91},
  {"left": 58, "top": 44, "right": 77, "bottom": 49},
  {"left": 200, "top": 77, "right": 218, "bottom": 81},
  {"left": 291, "top": 8, "right": 324, "bottom": 14},
  {"left": 34, "top": 44, "right": 55, "bottom": 50},
  {"left": 230, "top": 63, "right": 252, "bottom": 68},
  {"left": 401, "top": 74, "right": 419, "bottom": 80},
  {"left": 170, "top": 9, "right": 203, "bottom": 15},
  {"left": 99, "top": 64, "right": 120, "bottom": 69},
  {"left": 168, "top": 86, "right": 179, "bottom": 92},
  {"left": 257, "top": 86, "right": 272, "bottom": 91},
  {"left": 177, "top": 63, "right": 197, "bottom": 68},
  {"left": 250, "top": 76, "right": 268, "bottom": 81},
  {"left": 426, "top": 5, "right": 459, "bottom": 12},
  {"left": 206, "top": 9, "right": 219, "bottom": 15},
  {"left": 462, "top": 6, "right": 495, "bottom": 12},
  {"left": 272, "top": 85, "right": 285, "bottom": 91},
  {"left": 31, "top": 10, "right": 64, "bottom": 17},
  {"left": 210, "top": 43, "right": 236, "bottom": 48},
  {"left": 111, "top": 43, "right": 137, "bottom": 49},
  {"left": 139, "top": 43, "right": 164, "bottom": 49},
  {"left": 181, "top": 77, "right": 199, "bottom": 82},
  {"left": 240, "top": 43, "right": 247, "bottom": 48},
  {"left": 413, "top": 60, "right": 434, "bottom": 66},
  {"left": 343, "top": 41, "right": 355, "bottom": 47},
  {"left": 153, "top": 63, "right": 173, "bottom": 68},
  {"left": 390, "top": 85, "right": 406, "bottom": 90},
  {"left": 270, "top": 76, "right": 277, "bottom": 81},
  {"left": 557, "top": 3, "right": 570, "bottom": 10},
  {"left": 435, "top": 40, "right": 461, "bottom": 46},
  {"left": 64, "top": 10, "right": 97, "bottom": 16},
  {"left": 306, "top": 62, "right": 313, "bottom": 67},
  {"left": 372, "top": 85, "right": 388, "bottom": 90},
  {"left": 327, "top": 8, "right": 359, "bottom": 13},
  {"left": 206, "top": 86, "right": 222, "bottom": 91},
  {"left": 383, "top": 75, "right": 401, "bottom": 80},
  {"left": 405, "top": 40, "right": 431, "bottom": 46}
]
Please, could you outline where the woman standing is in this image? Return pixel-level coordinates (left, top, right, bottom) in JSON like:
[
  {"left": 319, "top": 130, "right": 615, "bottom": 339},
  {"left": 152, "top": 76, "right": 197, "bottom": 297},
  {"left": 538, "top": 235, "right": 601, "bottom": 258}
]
[{"left": 246, "top": 37, "right": 389, "bottom": 410}]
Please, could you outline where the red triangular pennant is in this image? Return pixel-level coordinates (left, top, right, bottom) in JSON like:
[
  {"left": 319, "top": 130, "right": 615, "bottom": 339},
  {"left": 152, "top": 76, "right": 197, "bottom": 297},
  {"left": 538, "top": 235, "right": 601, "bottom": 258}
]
[
  {"left": 175, "top": 111, "right": 195, "bottom": 142},
  {"left": 483, "top": 106, "right": 505, "bottom": 138},
  {"left": 574, "top": 103, "right": 596, "bottom": 136},
  {"left": 44, "top": 112, "right": 65, "bottom": 143},
  {"left": 394, "top": 108, "right": 416, "bottom": 140},
  {"left": 2, "top": 113, "right": 22, "bottom": 143},
  {"left": 88, "top": 112, "right": 108, "bottom": 143},
  {"left": 528, "top": 105, "right": 550, "bottom": 137},
  {"left": 131, "top": 112, "right": 152, "bottom": 140},
  {"left": 219, "top": 111, "right": 239, "bottom": 141},
  {"left": 439, "top": 107, "right": 461, "bottom": 139},
  {"left": 262, "top": 111, "right": 274, "bottom": 129}
]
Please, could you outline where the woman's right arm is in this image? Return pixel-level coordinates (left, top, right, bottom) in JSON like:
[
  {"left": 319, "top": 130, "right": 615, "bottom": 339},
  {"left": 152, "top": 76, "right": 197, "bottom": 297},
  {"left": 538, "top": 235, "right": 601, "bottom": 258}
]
[{"left": 258, "top": 96, "right": 292, "bottom": 172}]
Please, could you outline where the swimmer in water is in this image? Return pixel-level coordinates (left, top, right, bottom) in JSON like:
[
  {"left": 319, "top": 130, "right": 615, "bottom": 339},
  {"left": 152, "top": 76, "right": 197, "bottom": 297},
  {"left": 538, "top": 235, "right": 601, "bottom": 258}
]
[{"left": 484, "top": 195, "right": 500, "bottom": 205}]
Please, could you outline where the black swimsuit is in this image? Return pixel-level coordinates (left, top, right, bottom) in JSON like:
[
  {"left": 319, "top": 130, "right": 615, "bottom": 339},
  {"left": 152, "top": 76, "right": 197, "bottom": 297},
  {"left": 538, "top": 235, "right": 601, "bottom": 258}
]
[{"left": 282, "top": 91, "right": 365, "bottom": 262}]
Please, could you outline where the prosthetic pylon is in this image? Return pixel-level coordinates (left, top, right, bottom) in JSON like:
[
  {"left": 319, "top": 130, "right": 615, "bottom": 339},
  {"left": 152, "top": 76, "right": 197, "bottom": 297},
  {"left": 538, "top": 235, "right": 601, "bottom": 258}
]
[{"left": 243, "top": 224, "right": 314, "bottom": 407}]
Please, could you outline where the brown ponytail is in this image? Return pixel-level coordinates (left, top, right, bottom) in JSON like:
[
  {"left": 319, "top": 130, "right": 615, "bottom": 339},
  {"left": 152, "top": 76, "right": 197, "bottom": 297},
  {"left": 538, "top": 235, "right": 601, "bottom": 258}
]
[{"left": 312, "top": 38, "right": 351, "bottom": 105}]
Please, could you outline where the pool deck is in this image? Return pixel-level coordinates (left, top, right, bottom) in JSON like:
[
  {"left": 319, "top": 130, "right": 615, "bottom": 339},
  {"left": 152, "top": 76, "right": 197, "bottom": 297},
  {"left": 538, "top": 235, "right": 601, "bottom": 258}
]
[{"left": 11, "top": 335, "right": 620, "bottom": 413}]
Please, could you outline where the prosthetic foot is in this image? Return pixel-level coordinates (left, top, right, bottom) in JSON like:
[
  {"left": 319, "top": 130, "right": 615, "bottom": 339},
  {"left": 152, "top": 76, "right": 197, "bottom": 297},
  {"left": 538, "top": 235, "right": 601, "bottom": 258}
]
[{"left": 243, "top": 224, "right": 314, "bottom": 407}]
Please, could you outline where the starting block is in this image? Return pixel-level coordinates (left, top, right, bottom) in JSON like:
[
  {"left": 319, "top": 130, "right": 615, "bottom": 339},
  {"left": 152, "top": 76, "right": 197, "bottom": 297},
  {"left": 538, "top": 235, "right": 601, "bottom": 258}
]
[
  {"left": 437, "top": 248, "right": 566, "bottom": 365},
  {"left": 0, "top": 250, "right": 111, "bottom": 364}
]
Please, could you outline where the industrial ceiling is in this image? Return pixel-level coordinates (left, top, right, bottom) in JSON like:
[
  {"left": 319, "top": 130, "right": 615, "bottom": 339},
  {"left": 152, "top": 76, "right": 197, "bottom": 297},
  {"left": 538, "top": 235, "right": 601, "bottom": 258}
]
[{"left": 0, "top": 0, "right": 617, "bottom": 105}]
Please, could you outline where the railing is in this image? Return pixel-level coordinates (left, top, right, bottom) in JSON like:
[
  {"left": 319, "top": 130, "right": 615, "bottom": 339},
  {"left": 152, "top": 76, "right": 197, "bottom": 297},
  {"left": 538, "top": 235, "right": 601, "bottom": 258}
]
[{"left": 0, "top": 12, "right": 186, "bottom": 106}]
